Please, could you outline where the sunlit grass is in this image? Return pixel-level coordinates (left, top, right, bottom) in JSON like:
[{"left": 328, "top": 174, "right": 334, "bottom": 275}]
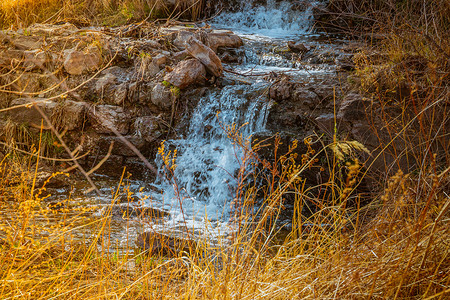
[
  {"left": 0, "top": 0, "right": 205, "bottom": 29},
  {"left": 0, "top": 121, "right": 448, "bottom": 298},
  {"left": 0, "top": 0, "right": 449, "bottom": 298}
]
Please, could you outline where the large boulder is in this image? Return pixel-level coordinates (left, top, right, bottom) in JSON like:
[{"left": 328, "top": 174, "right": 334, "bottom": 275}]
[
  {"left": 185, "top": 37, "right": 223, "bottom": 77},
  {"left": 163, "top": 59, "right": 206, "bottom": 89}
]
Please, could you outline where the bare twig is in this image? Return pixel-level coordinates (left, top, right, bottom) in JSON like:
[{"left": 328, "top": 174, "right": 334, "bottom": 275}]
[{"left": 33, "top": 104, "right": 102, "bottom": 196}]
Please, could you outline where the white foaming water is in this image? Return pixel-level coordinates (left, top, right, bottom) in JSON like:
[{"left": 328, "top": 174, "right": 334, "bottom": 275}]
[
  {"left": 137, "top": 1, "right": 323, "bottom": 237},
  {"left": 145, "top": 84, "right": 269, "bottom": 231},
  {"left": 212, "top": 0, "right": 318, "bottom": 38}
]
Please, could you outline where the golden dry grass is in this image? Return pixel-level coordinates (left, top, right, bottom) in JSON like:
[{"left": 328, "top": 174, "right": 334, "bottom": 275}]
[
  {"left": 0, "top": 125, "right": 449, "bottom": 299},
  {"left": 0, "top": 0, "right": 449, "bottom": 299},
  {"left": 0, "top": 0, "right": 205, "bottom": 28}
]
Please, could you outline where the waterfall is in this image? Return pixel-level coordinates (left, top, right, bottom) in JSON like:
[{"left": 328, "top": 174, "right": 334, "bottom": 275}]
[
  {"left": 212, "top": 0, "right": 319, "bottom": 37},
  {"left": 141, "top": 0, "right": 322, "bottom": 235},
  {"left": 145, "top": 84, "right": 269, "bottom": 231}
]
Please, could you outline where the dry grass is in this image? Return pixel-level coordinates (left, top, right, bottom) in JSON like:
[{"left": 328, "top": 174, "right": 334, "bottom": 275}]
[
  {"left": 0, "top": 0, "right": 206, "bottom": 29},
  {"left": 0, "top": 0, "right": 449, "bottom": 299},
  {"left": 0, "top": 122, "right": 449, "bottom": 299}
]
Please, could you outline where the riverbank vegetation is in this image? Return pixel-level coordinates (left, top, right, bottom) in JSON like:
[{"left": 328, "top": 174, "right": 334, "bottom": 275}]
[
  {"left": 1, "top": 123, "right": 448, "bottom": 299},
  {"left": 1, "top": 0, "right": 449, "bottom": 299}
]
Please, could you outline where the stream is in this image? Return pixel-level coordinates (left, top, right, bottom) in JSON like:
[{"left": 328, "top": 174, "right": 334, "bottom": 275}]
[{"left": 43, "top": 0, "right": 347, "bottom": 248}]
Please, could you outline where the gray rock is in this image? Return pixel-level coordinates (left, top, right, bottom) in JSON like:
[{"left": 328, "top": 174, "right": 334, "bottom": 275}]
[
  {"left": 173, "top": 30, "right": 197, "bottom": 50},
  {"left": 163, "top": 59, "right": 206, "bottom": 89},
  {"left": 58, "top": 100, "right": 89, "bottom": 131},
  {"left": 128, "top": 82, "right": 154, "bottom": 105},
  {"left": 114, "top": 83, "right": 128, "bottom": 105},
  {"left": 95, "top": 73, "right": 117, "bottom": 93},
  {"left": 147, "top": 61, "right": 160, "bottom": 77},
  {"left": 172, "top": 50, "right": 189, "bottom": 62},
  {"left": 153, "top": 54, "right": 168, "bottom": 67},
  {"left": 134, "top": 116, "right": 163, "bottom": 142},
  {"left": 151, "top": 83, "right": 173, "bottom": 110},
  {"left": 89, "top": 105, "right": 130, "bottom": 134}
]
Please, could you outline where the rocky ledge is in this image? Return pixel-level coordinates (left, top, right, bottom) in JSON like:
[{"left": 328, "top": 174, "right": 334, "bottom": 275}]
[{"left": 0, "top": 22, "right": 243, "bottom": 179}]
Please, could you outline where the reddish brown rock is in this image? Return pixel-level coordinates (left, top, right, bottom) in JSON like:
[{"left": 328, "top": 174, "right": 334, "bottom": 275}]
[
  {"left": 63, "top": 48, "right": 102, "bottom": 75},
  {"left": 207, "top": 30, "right": 243, "bottom": 52},
  {"left": 185, "top": 37, "right": 223, "bottom": 77},
  {"left": 163, "top": 59, "right": 206, "bottom": 89}
]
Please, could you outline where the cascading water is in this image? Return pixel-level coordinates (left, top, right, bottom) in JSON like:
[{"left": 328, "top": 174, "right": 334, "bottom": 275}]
[
  {"left": 141, "top": 0, "right": 326, "bottom": 236},
  {"left": 212, "top": 0, "right": 319, "bottom": 38},
  {"left": 146, "top": 84, "right": 269, "bottom": 232}
]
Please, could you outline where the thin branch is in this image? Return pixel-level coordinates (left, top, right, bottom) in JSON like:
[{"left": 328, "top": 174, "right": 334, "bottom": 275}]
[{"left": 33, "top": 104, "right": 101, "bottom": 196}]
